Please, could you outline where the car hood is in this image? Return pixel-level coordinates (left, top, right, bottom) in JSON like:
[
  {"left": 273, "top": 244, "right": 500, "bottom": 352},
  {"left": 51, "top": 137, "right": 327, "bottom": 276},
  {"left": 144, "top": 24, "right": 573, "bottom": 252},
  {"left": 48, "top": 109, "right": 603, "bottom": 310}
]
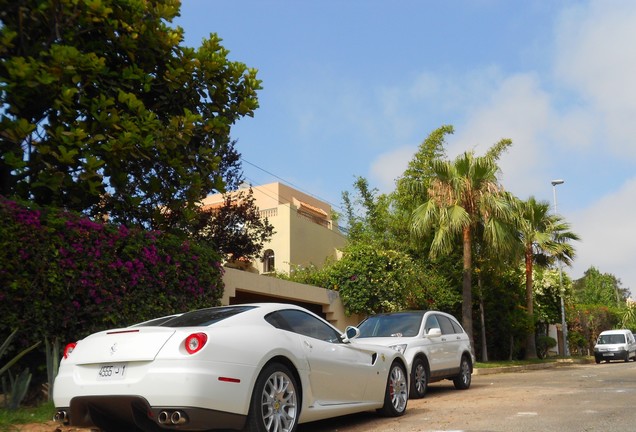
[
  {"left": 352, "top": 336, "right": 415, "bottom": 347},
  {"left": 68, "top": 327, "right": 176, "bottom": 364}
]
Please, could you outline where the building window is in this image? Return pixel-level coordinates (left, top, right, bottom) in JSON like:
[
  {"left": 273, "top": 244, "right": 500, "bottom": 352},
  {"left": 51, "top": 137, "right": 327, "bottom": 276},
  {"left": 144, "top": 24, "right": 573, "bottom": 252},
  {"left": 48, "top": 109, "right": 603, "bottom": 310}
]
[{"left": 263, "top": 249, "right": 275, "bottom": 273}]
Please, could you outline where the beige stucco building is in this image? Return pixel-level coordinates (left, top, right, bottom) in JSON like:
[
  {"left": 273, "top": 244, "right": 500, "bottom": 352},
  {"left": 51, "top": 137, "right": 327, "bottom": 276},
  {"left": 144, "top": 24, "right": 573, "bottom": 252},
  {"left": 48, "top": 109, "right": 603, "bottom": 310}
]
[{"left": 202, "top": 182, "right": 347, "bottom": 275}]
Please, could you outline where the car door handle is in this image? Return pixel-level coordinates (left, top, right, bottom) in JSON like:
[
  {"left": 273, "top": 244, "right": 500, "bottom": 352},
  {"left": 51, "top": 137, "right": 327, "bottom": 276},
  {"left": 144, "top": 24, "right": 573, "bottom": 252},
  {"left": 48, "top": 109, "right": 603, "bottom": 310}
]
[{"left": 304, "top": 340, "right": 312, "bottom": 349}]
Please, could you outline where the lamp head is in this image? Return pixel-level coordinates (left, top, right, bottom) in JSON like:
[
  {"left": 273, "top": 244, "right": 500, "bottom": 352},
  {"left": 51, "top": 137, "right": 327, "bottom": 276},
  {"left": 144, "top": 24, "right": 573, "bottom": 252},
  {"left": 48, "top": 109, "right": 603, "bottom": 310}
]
[{"left": 551, "top": 179, "right": 564, "bottom": 186}]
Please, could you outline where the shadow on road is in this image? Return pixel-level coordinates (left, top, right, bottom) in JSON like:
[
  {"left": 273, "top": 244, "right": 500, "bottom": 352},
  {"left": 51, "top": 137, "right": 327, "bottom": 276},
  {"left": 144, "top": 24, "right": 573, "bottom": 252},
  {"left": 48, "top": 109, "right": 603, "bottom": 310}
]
[{"left": 298, "top": 382, "right": 461, "bottom": 432}]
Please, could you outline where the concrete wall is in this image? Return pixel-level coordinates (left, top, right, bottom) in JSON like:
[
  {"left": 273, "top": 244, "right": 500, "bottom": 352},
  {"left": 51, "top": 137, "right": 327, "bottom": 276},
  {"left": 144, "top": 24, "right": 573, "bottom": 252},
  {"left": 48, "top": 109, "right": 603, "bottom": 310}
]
[{"left": 222, "top": 267, "right": 362, "bottom": 330}]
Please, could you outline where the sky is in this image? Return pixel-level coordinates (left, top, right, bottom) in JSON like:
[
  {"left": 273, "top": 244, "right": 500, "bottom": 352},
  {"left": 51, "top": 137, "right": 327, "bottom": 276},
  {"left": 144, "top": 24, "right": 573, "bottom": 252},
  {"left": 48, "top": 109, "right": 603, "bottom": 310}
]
[{"left": 175, "top": 0, "right": 636, "bottom": 295}]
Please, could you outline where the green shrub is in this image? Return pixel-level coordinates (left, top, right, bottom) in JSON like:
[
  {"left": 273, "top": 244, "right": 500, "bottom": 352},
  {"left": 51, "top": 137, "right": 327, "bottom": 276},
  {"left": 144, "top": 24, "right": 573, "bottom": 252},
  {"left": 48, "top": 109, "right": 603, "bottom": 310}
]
[
  {"left": 321, "top": 243, "right": 415, "bottom": 315},
  {"left": 536, "top": 335, "right": 557, "bottom": 359}
]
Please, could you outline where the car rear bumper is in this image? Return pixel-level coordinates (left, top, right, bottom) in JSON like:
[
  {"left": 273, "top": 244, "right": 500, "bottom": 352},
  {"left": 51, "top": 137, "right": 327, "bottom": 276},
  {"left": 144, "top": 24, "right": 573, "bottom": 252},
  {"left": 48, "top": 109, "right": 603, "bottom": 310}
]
[
  {"left": 53, "top": 359, "right": 257, "bottom": 429},
  {"left": 55, "top": 395, "right": 246, "bottom": 431}
]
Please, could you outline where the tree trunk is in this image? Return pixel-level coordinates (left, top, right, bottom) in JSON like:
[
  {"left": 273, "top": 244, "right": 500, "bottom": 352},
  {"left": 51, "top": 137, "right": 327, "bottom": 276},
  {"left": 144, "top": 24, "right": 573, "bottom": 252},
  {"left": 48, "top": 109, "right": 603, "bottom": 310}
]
[
  {"left": 509, "top": 335, "right": 514, "bottom": 361},
  {"left": 478, "top": 275, "right": 488, "bottom": 362},
  {"left": 462, "top": 226, "right": 474, "bottom": 349},
  {"left": 524, "top": 247, "right": 538, "bottom": 359}
]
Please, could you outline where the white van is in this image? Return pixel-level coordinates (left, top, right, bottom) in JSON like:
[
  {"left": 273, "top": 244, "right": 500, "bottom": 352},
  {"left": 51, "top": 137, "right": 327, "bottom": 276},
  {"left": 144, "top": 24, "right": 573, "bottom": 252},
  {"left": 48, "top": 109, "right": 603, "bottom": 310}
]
[{"left": 594, "top": 329, "right": 636, "bottom": 363}]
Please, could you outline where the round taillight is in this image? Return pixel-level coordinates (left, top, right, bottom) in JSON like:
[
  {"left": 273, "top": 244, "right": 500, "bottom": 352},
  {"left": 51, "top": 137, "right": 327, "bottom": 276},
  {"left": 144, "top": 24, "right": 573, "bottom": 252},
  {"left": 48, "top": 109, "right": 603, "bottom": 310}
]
[
  {"left": 185, "top": 333, "right": 208, "bottom": 354},
  {"left": 63, "top": 342, "right": 77, "bottom": 359}
]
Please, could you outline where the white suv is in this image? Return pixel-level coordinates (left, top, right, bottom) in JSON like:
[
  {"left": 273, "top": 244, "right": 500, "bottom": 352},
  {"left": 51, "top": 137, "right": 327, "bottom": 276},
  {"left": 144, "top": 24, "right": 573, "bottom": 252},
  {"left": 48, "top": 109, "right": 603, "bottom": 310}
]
[{"left": 353, "top": 310, "right": 474, "bottom": 398}]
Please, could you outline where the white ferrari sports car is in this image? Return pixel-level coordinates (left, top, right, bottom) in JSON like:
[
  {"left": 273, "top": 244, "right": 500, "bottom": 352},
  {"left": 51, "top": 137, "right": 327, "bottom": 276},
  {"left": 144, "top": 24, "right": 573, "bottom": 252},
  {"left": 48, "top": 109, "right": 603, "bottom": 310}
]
[{"left": 53, "top": 303, "right": 408, "bottom": 432}]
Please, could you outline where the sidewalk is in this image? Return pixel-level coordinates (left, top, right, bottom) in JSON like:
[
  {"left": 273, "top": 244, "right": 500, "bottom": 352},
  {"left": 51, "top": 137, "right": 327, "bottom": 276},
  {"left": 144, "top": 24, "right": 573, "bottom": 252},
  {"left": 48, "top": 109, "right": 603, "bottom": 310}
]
[{"left": 473, "top": 357, "right": 594, "bottom": 375}]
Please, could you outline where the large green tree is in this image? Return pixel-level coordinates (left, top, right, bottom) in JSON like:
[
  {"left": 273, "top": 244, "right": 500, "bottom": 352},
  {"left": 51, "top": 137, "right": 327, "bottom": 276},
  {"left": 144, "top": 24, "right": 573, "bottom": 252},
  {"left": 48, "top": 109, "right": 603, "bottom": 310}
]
[
  {"left": 0, "top": 0, "right": 261, "bottom": 232},
  {"left": 409, "top": 130, "right": 515, "bottom": 345},
  {"left": 514, "top": 196, "right": 579, "bottom": 358},
  {"left": 573, "top": 267, "right": 628, "bottom": 307}
]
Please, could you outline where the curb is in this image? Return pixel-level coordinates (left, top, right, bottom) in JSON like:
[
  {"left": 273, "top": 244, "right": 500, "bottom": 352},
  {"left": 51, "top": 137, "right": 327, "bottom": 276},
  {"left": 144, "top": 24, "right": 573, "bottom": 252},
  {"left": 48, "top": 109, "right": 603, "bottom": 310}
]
[{"left": 474, "top": 358, "right": 595, "bottom": 376}]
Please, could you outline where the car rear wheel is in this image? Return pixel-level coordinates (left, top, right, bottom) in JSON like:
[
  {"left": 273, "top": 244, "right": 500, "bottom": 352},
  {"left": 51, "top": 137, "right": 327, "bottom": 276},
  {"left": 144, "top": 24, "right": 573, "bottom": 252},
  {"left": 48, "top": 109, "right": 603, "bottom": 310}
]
[
  {"left": 378, "top": 361, "right": 408, "bottom": 417},
  {"left": 245, "top": 362, "right": 300, "bottom": 432},
  {"left": 410, "top": 357, "right": 428, "bottom": 399},
  {"left": 453, "top": 355, "right": 472, "bottom": 390}
]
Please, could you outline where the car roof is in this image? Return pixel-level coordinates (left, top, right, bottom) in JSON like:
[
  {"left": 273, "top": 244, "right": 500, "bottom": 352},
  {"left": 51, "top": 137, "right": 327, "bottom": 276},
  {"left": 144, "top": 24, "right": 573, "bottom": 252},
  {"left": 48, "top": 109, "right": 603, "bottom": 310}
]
[{"left": 369, "top": 310, "right": 428, "bottom": 317}]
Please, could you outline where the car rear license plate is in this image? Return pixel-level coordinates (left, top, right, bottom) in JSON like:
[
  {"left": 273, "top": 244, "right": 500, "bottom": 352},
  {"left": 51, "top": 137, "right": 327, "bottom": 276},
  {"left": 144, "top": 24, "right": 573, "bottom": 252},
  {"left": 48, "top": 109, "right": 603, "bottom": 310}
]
[
  {"left": 602, "top": 353, "right": 613, "bottom": 357},
  {"left": 97, "top": 363, "right": 128, "bottom": 380}
]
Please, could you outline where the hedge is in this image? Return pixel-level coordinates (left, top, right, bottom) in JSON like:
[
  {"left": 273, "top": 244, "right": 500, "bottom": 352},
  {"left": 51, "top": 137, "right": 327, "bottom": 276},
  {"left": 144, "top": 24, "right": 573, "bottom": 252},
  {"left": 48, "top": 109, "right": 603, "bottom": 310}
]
[{"left": 0, "top": 197, "right": 224, "bottom": 350}]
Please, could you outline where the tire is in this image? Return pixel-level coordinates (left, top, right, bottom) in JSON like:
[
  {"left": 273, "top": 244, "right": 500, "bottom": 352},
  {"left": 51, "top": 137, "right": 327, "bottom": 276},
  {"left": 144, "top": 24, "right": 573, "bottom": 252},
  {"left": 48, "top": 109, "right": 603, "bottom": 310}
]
[
  {"left": 452, "top": 355, "right": 472, "bottom": 390},
  {"left": 595, "top": 356, "right": 601, "bottom": 364},
  {"left": 377, "top": 361, "right": 408, "bottom": 417},
  {"left": 409, "top": 357, "right": 428, "bottom": 399},
  {"left": 625, "top": 352, "right": 630, "bottom": 362},
  {"left": 245, "top": 362, "right": 300, "bottom": 432}
]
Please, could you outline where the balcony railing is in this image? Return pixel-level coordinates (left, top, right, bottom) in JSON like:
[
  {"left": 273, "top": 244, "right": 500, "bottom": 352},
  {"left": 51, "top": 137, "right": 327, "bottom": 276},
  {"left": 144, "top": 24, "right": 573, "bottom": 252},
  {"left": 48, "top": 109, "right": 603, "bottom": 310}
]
[
  {"left": 259, "top": 207, "right": 336, "bottom": 230},
  {"left": 259, "top": 208, "right": 278, "bottom": 219}
]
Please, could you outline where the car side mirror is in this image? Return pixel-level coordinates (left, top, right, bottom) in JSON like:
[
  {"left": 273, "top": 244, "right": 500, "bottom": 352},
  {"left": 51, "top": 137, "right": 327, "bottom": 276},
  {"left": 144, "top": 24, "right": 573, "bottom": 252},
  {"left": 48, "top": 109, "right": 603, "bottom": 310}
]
[
  {"left": 342, "top": 326, "right": 360, "bottom": 343},
  {"left": 426, "top": 328, "right": 442, "bottom": 337}
]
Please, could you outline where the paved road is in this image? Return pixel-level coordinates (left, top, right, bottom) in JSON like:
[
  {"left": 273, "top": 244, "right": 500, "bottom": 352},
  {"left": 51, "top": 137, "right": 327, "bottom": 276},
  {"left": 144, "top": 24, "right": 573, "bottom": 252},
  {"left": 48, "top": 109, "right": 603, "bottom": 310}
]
[{"left": 299, "top": 361, "right": 636, "bottom": 432}]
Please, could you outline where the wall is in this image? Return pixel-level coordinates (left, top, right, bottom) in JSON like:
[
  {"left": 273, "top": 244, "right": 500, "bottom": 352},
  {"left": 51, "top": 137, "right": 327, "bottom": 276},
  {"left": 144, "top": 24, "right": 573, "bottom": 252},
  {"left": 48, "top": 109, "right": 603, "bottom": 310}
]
[{"left": 222, "top": 267, "right": 362, "bottom": 330}]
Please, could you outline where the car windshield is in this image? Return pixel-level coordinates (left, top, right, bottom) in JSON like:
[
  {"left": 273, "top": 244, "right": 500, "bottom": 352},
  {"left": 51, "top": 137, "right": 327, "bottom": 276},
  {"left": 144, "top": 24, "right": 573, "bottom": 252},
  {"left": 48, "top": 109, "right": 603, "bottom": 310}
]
[
  {"left": 598, "top": 334, "right": 626, "bottom": 344},
  {"left": 357, "top": 312, "right": 425, "bottom": 337},
  {"left": 146, "top": 305, "right": 256, "bottom": 327}
]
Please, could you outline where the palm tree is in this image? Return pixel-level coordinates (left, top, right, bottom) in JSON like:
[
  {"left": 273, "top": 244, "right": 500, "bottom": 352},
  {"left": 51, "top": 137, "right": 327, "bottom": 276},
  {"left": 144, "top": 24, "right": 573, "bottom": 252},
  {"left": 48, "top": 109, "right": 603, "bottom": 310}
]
[
  {"left": 514, "top": 196, "right": 579, "bottom": 359},
  {"left": 410, "top": 139, "right": 515, "bottom": 346}
]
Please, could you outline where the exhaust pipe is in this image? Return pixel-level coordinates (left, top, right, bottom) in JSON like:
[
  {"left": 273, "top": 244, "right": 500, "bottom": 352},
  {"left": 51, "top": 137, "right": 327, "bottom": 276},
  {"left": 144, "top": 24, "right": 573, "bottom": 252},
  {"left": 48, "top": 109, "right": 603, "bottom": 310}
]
[
  {"left": 158, "top": 411, "right": 170, "bottom": 425},
  {"left": 54, "top": 410, "right": 68, "bottom": 424},
  {"left": 171, "top": 410, "right": 187, "bottom": 425}
]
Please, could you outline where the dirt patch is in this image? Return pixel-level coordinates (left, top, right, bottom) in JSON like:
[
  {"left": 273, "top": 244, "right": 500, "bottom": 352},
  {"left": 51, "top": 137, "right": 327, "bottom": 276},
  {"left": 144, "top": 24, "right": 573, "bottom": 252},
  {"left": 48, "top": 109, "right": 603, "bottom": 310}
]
[{"left": 3, "top": 422, "right": 88, "bottom": 432}]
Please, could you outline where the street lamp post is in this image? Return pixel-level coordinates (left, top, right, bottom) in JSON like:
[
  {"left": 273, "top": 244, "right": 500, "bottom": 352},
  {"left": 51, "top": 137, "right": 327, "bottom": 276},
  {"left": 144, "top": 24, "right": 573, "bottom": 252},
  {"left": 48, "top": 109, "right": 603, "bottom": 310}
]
[{"left": 551, "top": 179, "right": 569, "bottom": 357}]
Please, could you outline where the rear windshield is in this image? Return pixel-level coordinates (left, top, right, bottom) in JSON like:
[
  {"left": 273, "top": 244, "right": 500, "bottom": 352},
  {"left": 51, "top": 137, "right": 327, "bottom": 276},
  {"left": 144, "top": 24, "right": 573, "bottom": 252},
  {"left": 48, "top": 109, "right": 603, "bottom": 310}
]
[
  {"left": 598, "top": 334, "right": 626, "bottom": 344},
  {"left": 138, "top": 306, "right": 255, "bottom": 327},
  {"left": 358, "top": 312, "right": 425, "bottom": 337}
]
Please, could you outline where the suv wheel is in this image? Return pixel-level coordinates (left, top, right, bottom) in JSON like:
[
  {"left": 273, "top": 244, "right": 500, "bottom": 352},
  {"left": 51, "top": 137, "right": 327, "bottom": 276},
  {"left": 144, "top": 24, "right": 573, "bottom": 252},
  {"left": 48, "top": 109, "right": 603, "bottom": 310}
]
[
  {"left": 452, "top": 355, "right": 472, "bottom": 390},
  {"left": 409, "top": 357, "right": 428, "bottom": 399}
]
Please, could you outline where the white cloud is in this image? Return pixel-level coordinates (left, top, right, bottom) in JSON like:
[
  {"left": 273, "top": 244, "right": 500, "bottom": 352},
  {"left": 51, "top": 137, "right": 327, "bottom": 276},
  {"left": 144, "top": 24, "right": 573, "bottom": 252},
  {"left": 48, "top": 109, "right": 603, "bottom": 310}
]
[
  {"left": 554, "top": 0, "right": 636, "bottom": 159},
  {"left": 369, "top": 72, "right": 553, "bottom": 200},
  {"left": 449, "top": 73, "right": 552, "bottom": 199},
  {"left": 369, "top": 146, "right": 416, "bottom": 193},
  {"left": 548, "top": 106, "right": 599, "bottom": 151},
  {"left": 569, "top": 177, "right": 636, "bottom": 293}
]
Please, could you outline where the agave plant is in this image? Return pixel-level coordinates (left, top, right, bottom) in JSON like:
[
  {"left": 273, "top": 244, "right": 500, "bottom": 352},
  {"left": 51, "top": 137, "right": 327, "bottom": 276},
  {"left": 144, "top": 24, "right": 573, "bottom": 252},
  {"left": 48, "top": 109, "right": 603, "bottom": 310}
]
[{"left": 1, "top": 330, "right": 41, "bottom": 409}]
